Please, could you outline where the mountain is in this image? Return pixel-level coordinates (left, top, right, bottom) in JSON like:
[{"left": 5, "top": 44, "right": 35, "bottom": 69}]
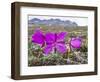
[{"left": 28, "top": 18, "right": 78, "bottom": 27}]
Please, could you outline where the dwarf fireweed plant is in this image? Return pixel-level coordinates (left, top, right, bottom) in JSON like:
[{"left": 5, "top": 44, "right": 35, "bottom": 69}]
[{"left": 32, "top": 28, "right": 82, "bottom": 56}]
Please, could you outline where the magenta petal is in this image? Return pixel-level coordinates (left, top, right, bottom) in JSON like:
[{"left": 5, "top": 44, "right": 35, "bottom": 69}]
[
  {"left": 43, "top": 45, "right": 53, "bottom": 56},
  {"left": 32, "top": 29, "right": 44, "bottom": 45},
  {"left": 56, "top": 43, "right": 67, "bottom": 54},
  {"left": 45, "top": 32, "right": 55, "bottom": 44},
  {"left": 57, "top": 32, "right": 67, "bottom": 42},
  {"left": 70, "top": 37, "right": 82, "bottom": 48}
]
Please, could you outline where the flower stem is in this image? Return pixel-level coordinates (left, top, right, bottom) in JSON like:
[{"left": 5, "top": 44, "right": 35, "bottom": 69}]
[{"left": 54, "top": 48, "right": 56, "bottom": 54}]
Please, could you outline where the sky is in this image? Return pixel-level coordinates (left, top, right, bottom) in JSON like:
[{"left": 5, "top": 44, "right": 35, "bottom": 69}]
[{"left": 28, "top": 15, "right": 88, "bottom": 26}]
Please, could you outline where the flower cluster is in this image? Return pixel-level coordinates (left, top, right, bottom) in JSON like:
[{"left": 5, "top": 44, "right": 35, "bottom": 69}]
[{"left": 31, "top": 28, "right": 82, "bottom": 56}]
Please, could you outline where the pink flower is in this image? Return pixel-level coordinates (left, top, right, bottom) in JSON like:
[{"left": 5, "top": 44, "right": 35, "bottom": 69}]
[
  {"left": 44, "top": 32, "right": 68, "bottom": 55},
  {"left": 70, "top": 37, "right": 82, "bottom": 49},
  {"left": 31, "top": 28, "right": 45, "bottom": 47}
]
